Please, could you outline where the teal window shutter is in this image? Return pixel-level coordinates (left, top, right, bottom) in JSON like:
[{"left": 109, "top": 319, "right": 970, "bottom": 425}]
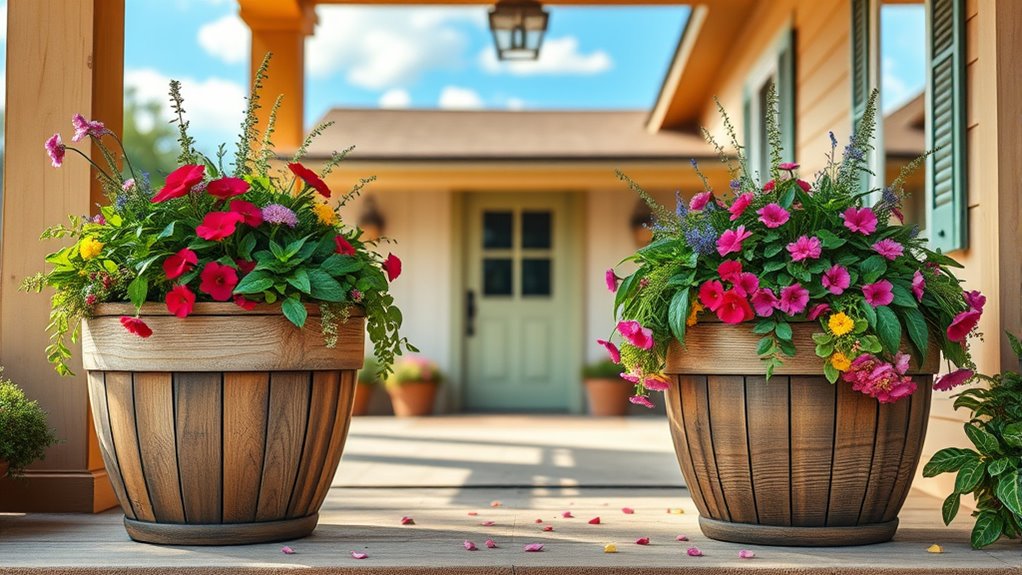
[
  {"left": 926, "top": 0, "right": 967, "bottom": 252},
  {"left": 742, "top": 90, "right": 752, "bottom": 175},
  {"left": 850, "top": 0, "right": 870, "bottom": 194}
]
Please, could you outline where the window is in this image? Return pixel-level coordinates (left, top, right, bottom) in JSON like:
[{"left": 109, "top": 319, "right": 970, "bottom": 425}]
[{"left": 743, "top": 27, "right": 795, "bottom": 182}]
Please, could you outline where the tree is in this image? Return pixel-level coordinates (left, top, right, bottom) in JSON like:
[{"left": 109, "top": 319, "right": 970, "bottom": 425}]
[{"left": 121, "top": 87, "right": 178, "bottom": 183}]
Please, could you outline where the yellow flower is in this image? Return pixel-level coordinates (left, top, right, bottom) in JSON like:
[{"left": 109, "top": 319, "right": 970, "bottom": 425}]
[
  {"left": 312, "top": 202, "right": 336, "bottom": 225},
  {"left": 687, "top": 301, "right": 705, "bottom": 326},
  {"left": 79, "top": 236, "right": 104, "bottom": 260},
  {"left": 827, "top": 311, "right": 855, "bottom": 337},
  {"left": 830, "top": 352, "right": 852, "bottom": 372}
]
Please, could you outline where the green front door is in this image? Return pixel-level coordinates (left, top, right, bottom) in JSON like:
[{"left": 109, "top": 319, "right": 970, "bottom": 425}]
[{"left": 463, "top": 193, "right": 579, "bottom": 411}]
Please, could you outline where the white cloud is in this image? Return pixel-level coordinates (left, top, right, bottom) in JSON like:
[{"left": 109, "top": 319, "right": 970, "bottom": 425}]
[
  {"left": 438, "top": 86, "right": 483, "bottom": 110},
  {"left": 881, "top": 55, "right": 913, "bottom": 114},
  {"left": 378, "top": 88, "right": 411, "bottom": 109},
  {"left": 506, "top": 98, "right": 526, "bottom": 111},
  {"left": 479, "top": 36, "right": 612, "bottom": 76},
  {"left": 306, "top": 7, "right": 474, "bottom": 90},
  {"left": 198, "top": 14, "right": 249, "bottom": 64},
  {"left": 0, "top": 2, "right": 7, "bottom": 42},
  {"left": 124, "top": 68, "right": 246, "bottom": 149}
]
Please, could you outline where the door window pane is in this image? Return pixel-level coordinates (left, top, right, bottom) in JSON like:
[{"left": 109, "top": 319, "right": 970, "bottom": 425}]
[
  {"left": 483, "top": 258, "right": 513, "bottom": 296},
  {"left": 521, "top": 258, "right": 551, "bottom": 296},
  {"left": 521, "top": 211, "right": 552, "bottom": 249},
  {"left": 483, "top": 211, "right": 513, "bottom": 249}
]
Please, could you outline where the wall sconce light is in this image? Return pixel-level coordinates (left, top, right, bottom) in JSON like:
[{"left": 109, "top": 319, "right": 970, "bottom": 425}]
[
  {"left": 358, "top": 195, "right": 386, "bottom": 242},
  {"left": 630, "top": 199, "right": 654, "bottom": 247},
  {"left": 488, "top": 0, "right": 549, "bottom": 61}
]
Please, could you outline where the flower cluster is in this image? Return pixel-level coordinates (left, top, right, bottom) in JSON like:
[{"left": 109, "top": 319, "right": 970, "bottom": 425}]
[
  {"left": 604, "top": 89, "right": 979, "bottom": 407},
  {"left": 24, "top": 60, "right": 416, "bottom": 376}
]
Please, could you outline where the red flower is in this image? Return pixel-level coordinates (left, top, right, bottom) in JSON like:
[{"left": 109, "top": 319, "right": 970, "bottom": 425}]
[
  {"left": 715, "top": 290, "right": 754, "bottom": 324},
  {"left": 796, "top": 179, "right": 811, "bottom": 193},
  {"left": 947, "top": 309, "right": 981, "bottom": 343},
  {"left": 165, "top": 285, "right": 196, "bottom": 318},
  {"left": 206, "top": 177, "right": 250, "bottom": 200},
  {"left": 334, "top": 235, "right": 356, "bottom": 256},
  {"left": 382, "top": 253, "right": 402, "bottom": 281},
  {"left": 151, "top": 164, "right": 205, "bottom": 203},
  {"left": 199, "top": 261, "right": 239, "bottom": 301},
  {"left": 162, "top": 248, "right": 198, "bottom": 280},
  {"left": 235, "top": 259, "right": 257, "bottom": 274},
  {"left": 233, "top": 294, "right": 257, "bottom": 311},
  {"left": 717, "top": 260, "right": 742, "bottom": 283},
  {"left": 288, "top": 162, "right": 332, "bottom": 198},
  {"left": 119, "top": 316, "right": 153, "bottom": 338},
  {"left": 698, "top": 280, "right": 725, "bottom": 312},
  {"left": 229, "top": 199, "right": 263, "bottom": 227},
  {"left": 196, "top": 211, "right": 244, "bottom": 241}
]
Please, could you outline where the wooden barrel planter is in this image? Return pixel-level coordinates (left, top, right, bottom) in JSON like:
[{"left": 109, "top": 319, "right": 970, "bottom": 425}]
[
  {"left": 664, "top": 321, "right": 938, "bottom": 546},
  {"left": 81, "top": 303, "right": 364, "bottom": 546}
]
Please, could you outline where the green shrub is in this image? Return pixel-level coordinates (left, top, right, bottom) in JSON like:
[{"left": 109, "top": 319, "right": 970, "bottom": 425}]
[
  {"left": 0, "top": 371, "right": 59, "bottom": 477},
  {"left": 358, "top": 356, "right": 381, "bottom": 386},
  {"left": 582, "top": 359, "right": 625, "bottom": 379},
  {"left": 385, "top": 356, "right": 441, "bottom": 389}
]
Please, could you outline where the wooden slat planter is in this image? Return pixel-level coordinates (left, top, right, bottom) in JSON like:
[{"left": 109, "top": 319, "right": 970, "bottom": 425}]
[
  {"left": 664, "top": 321, "right": 938, "bottom": 547},
  {"left": 82, "top": 303, "right": 364, "bottom": 546}
]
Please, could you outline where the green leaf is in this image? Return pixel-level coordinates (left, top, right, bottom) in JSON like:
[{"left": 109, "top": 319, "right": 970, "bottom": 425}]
[
  {"left": 756, "top": 337, "right": 775, "bottom": 356},
  {"left": 815, "top": 342, "right": 835, "bottom": 357},
  {"left": 777, "top": 338, "right": 796, "bottom": 357},
  {"left": 127, "top": 276, "right": 148, "bottom": 308},
  {"left": 816, "top": 229, "right": 847, "bottom": 249},
  {"left": 238, "top": 233, "right": 257, "bottom": 260},
  {"left": 965, "top": 423, "right": 1001, "bottom": 455},
  {"left": 778, "top": 187, "right": 796, "bottom": 208},
  {"left": 859, "top": 299, "right": 877, "bottom": 327},
  {"left": 269, "top": 240, "right": 287, "bottom": 261},
  {"left": 923, "top": 447, "right": 979, "bottom": 477},
  {"left": 763, "top": 260, "right": 787, "bottom": 272},
  {"left": 987, "top": 458, "right": 1015, "bottom": 477},
  {"left": 996, "top": 471, "right": 1022, "bottom": 517},
  {"left": 902, "top": 307, "right": 929, "bottom": 361},
  {"left": 874, "top": 306, "right": 902, "bottom": 355},
  {"left": 764, "top": 242, "right": 784, "bottom": 258},
  {"left": 753, "top": 320, "right": 776, "bottom": 335},
  {"left": 667, "top": 289, "right": 690, "bottom": 343},
  {"left": 775, "top": 322, "right": 793, "bottom": 341},
  {"left": 234, "top": 270, "right": 274, "bottom": 294},
  {"left": 281, "top": 297, "right": 308, "bottom": 328},
  {"left": 286, "top": 268, "right": 311, "bottom": 294},
  {"left": 859, "top": 255, "right": 887, "bottom": 283},
  {"left": 320, "top": 254, "right": 364, "bottom": 277},
  {"left": 1008, "top": 332, "right": 1022, "bottom": 358},
  {"left": 812, "top": 332, "right": 833, "bottom": 345},
  {"left": 307, "top": 269, "right": 345, "bottom": 302},
  {"left": 971, "top": 512, "right": 1004, "bottom": 549},
  {"left": 283, "top": 235, "right": 311, "bottom": 259},
  {"left": 941, "top": 492, "right": 961, "bottom": 525},
  {"left": 954, "top": 458, "right": 986, "bottom": 494},
  {"left": 156, "top": 221, "right": 176, "bottom": 240},
  {"left": 1002, "top": 423, "right": 1022, "bottom": 448},
  {"left": 824, "top": 361, "right": 839, "bottom": 384},
  {"left": 890, "top": 283, "right": 918, "bottom": 308}
]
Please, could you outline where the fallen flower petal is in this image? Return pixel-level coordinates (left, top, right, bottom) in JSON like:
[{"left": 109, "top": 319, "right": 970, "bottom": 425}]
[
  {"left": 464, "top": 540, "right": 478, "bottom": 551},
  {"left": 562, "top": 511, "right": 574, "bottom": 518},
  {"left": 635, "top": 537, "right": 650, "bottom": 545},
  {"left": 603, "top": 543, "right": 618, "bottom": 553},
  {"left": 675, "top": 535, "right": 688, "bottom": 541},
  {"left": 467, "top": 511, "right": 479, "bottom": 516},
  {"left": 687, "top": 547, "right": 703, "bottom": 556},
  {"left": 490, "top": 501, "right": 502, "bottom": 507},
  {"left": 588, "top": 517, "right": 601, "bottom": 525},
  {"left": 400, "top": 516, "right": 415, "bottom": 525},
  {"left": 738, "top": 550, "right": 756, "bottom": 559},
  {"left": 542, "top": 525, "right": 554, "bottom": 532},
  {"left": 535, "top": 518, "right": 544, "bottom": 524},
  {"left": 480, "top": 520, "right": 496, "bottom": 526},
  {"left": 351, "top": 551, "right": 368, "bottom": 560},
  {"left": 524, "top": 543, "right": 544, "bottom": 552},
  {"left": 622, "top": 507, "right": 635, "bottom": 514},
  {"left": 927, "top": 544, "right": 944, "bottom": 553},
  {"left": 281, "top": 546, "right": 296, "bottom": 555},
  {"left": 485, "top": 539, "right": 498, "bottom": 549}
]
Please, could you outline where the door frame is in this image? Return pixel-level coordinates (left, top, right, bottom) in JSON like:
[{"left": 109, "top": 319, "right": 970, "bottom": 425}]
[{"left": 449, "top": 190, "right": 586, "bottom": 413}]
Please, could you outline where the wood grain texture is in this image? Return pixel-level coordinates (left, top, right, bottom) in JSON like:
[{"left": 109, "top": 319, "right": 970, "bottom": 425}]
[
  {"left": 82, "top": 305, "right": 365, "bottom": 372},
  {"left": 666, "top": 322, "right": 939, "bottom": 375},
  {"left": 826, "top": 383, "right": 879, "bottom": 526},
  {"left": 223, "top": 373, "right": 270, "bottom": 524},
  {"left": 308, "top": 370, "right": 357, "bottom": 513},
  {"left": 256, "top": 372, "right": 311, "bottom": 521},
  {"left": 698, "top": 516, "right": 900, "bottom": 547},
  {"left": 175, "top": 373, "right": 223, "bottom": 524},
  {"left": 123, "top": 513, "right": 319, "bottom": 546},
  {"left": 133, "top": 372, "right": 185, "bottom": 524},
  {"left": 85, "top": 372, "right": 134, "bottom": 519},
  {"left": 287, "top": 374, "right": 341, "bottom": 518},
  {"left": 859, "top": 395, "right": 911, "bottom": 523},
  {"left": 664, "top": 380, "right": 710, "bottom": 517},
  {"left": 706, "top": 376, "right": 757, "bottom": 524},
  {"left": 103, "top": 372, "right": 155, "bottom": 522},
  {"left": 678, "top": 376, "right": 730, "bottom": 521},
  {"left": 744, "top": 376, "right": 791, "bottom": 526},
  {"left": 789, "top": 377, "right": 835, "bottom": 527},
  {"left": 882, "top": 381, "right": 933, "bottom": 522}
]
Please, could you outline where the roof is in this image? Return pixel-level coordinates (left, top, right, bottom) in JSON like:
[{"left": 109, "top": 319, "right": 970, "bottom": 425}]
[
  {"left": 883, "top": 93, "right": 925, "bottom": 158},
  {"left": 304, "top": 109, "right": 716, "bottom": 162}
]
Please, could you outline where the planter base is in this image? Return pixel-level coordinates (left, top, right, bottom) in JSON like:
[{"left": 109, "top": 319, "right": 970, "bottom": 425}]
[
  {"left": 124, "top": 513, "right": 319, "bottom": 546},
  {"left": 698, "top": 516, "right": 900, "bottom": 547}
]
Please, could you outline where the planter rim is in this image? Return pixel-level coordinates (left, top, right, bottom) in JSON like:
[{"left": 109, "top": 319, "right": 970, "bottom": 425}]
[{"left": 91, "top": 302, "right": 365, "bottom": 318}]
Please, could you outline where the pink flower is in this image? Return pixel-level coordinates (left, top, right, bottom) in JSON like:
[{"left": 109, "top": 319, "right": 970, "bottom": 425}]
[
  {"left": 350, "top": 551, "right": 368, "bottom": 560},
  {"left": 689, "top": 192, "right": 713, "bottom": 211},
  {"left": 786, "top": 235, "right": 822, "bottom": 261},
  {"left": 233, "top": 295, "right": 257, "bottom": 311},
  {"left": 206, "top": 177, "right": 250, "bottom": 200},
  {"left": 716, "top": 225, "right": 753, "bottom": 256},
  {"left": 165, "top": 285, "right": 196, "bottom": 318},
  {"left": 698, "top": 280, "right": 725, "bottom": 311},
  {"left": 843, "top": 355, "right": 917, "bottom": 403},
  {"left": 750, "top": 288, "right": 779, "bottom": 317},
  {"left": 893, "top": 352, "right": 911, "bottom": 375},
  {"left": 779, "top": 162, "right": 800, "bottom": 171},
  {"left": 822, "top": 264, "right": 851, "bottom": 295},
  {"left": 862, "top": 280, "right": 894, "bottom": 307},
  {"left": 120, "top": 316, "right": 153, "bottom": 338},
  {"left": 757, "top": 203, "right": 790, "bottom": 228},
  {"left": 687, "top": 547, "right": 703, "bottom": 557},
  {"left": 152, "top": 164, "right": 205, "bottom": 203},
  {"left": 71, "top": 114, "right": 107, "bottom": 142},
  {"left": 199, "top": 261, "right": 239, "bottom": 301},
  {"left": 45, "top": 133, "right": 65, "bottom": 167},
  {"left": 485, "top": 539, "right": 498, "bottom": 548},
  {"left": 733, "top": 273, "right": 759, "bottom": 297},
  {"left": 728, "top": 193, "right": 754, "bottom": 221},
  {"left": 717, "top": 260, "right": 743, "bottom": 283},
  {"left": 617, "top": 320, "right": 654, "bottom": 350},
  {"left": 912, "top": 270, "right": 926, "bottom": 302},
  {"left": 629, "top": 395, "right": 655, "bottom": 409},
  {"left": 464, "top": 540, "right": 478, "bottom": 551},
  {"left": 934, "top": 368, "right": 975, "bottom": 391},
  {"left": 738, "top": 550, "right": 756, "bottom": 559},
  {"left": 796, "top": 179, "right": 811, "bottom": 193},
  {"left": 229, "top": 200, "right": 264, "bottom": 227},
  {"left": 872, "top": 238, "right": 904, "bottom": 260},
  {"left": 778, "top": 284, "right": 809, "bottom": 315},
  {"left": 841, "top": 206, "right": 878, "bottom": 235},
  {"left": 643, "top": 374, "right": 671, "bottom": 392},
  {"left": 947, "top": 309, "right": 981, "bottom": 342},
  {"left": 807, "top": 303, "right": 831, "bottom": 320},
  {"left": 620, "top": 371, "right": 640, "bottom": 384},
  {"left": 523, "top": 543, "right": 545, "bottom": 552},
  {"left": 597, "top": 339, "right": 620, "bottom": 363},
  {"left": 964, "top": 290, "right": 986, "bottom": 312},
  {"left": 716, "top": 290, "right": 754, "bottom": 324},
  {"left": 605, "top": 269, "right": 619, "bottom": 292},
  {"left": 195, "top": 211, "right": 245, "bottom": 241},
  {"left": 162, "top": 248, "right": 198, "bottom": 280}
]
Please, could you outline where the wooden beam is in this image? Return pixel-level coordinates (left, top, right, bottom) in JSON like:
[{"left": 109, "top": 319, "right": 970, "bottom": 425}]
[{"left": 0, "top": 0, "right": 123, "bottom": 513}]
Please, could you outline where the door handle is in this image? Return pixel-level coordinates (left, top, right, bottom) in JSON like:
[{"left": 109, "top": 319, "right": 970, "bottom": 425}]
[{"left": 466, "top": 289, "right": 477, "bottom": 337}]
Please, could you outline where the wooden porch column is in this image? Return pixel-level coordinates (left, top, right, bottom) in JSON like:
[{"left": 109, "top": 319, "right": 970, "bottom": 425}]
[
  {"left": 239, "top": 0, "right": 317, "bottom": 150},
  {"left": 0, "top": 0, "right": 124, "bottom": 512}
]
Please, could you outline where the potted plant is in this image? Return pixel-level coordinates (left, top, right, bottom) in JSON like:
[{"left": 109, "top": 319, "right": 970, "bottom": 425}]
[
  {"left": 22, "top": 57, "right": 415, "bottom": 545},
  {"left": 385, "top": 356, "right": 441, "bottom": 417},
  {"left": 582, "top": 359, "right": 630, "bottom": 416},
  {"left": 604, "top": 89, "right": 981, "bottom": 546},
  {"left": 924, "top": 333, "right": 1022, "bottom": 549},
  {"left": 0, "top": 371, "right": 59, "bottom": 479},
  {"left": 354, "top": 356, "right": 381, "bottom": 416}
]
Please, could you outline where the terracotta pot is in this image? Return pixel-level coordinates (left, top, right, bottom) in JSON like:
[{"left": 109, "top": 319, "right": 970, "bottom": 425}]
[
  {"left": 664, "top": 321, "right": 938, "bottom": 547},
  {"left": 386, "top": 381, "right": 438, "bottom": 417},
  {"left": 0, "top": 459, "right": 9, "bottom": 479},
  {"left": 81, "top": 303, "right": 365, "bottom": 546},
  {"left": 352, "top": 383, "right": 375, "bottom": 416},
  {"left": 584, "top": 378, "right": 632, "bottom": 416}
]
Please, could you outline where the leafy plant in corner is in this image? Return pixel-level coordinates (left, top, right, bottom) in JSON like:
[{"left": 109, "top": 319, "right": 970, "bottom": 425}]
[{"left": 0, "top": 371, "right": 59, "bottom": 477}]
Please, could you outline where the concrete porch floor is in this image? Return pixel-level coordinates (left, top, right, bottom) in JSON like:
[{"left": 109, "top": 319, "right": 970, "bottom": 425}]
[{"left": 1, "top": 415, "right": 1019, "bottom": 574}]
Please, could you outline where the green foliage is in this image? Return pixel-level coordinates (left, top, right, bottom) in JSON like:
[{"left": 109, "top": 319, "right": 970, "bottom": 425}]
[
  {"left": 924, "top": 335, "right": 1022, "bottom": 548},
  {"left": 384, "top": 356, "right": 442, "bottom": 389},
  {"left": 357, "top": 356, "right": 382, "bottom": 386},
  {"left": 0, "top": 372, "right": 59, "bottom": 477},
  {"left": 582, "top": 359, "right": 625, "bottom": 379},
  {"left": 122, "top": 87, "right": 179, "bottom": 181}
]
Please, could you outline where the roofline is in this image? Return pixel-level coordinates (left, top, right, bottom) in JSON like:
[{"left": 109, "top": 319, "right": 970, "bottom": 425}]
[
  {"left": 646, "top": 4, "right": 707, "bottom": 133},
  {"left": 298, "top": 154, "right": 722, "bottom": 163}
]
